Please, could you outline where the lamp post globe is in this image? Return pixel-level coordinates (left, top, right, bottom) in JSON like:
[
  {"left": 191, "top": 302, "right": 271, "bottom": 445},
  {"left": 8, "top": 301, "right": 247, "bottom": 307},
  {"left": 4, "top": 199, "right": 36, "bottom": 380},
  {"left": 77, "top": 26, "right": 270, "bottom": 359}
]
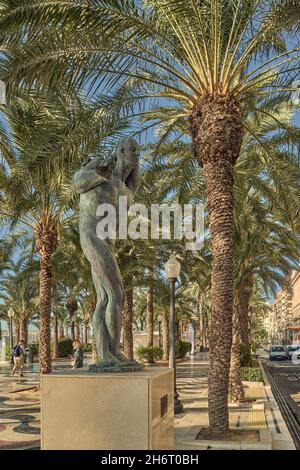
[
  {"left": 157, "top": 314, "right": 163, "bottom": 347},
  {"left": 164, "top": 253, "right": 181, "bottom": 280},
  {"left": 164, "top": 253, "right": 183, "bottom": 415}
]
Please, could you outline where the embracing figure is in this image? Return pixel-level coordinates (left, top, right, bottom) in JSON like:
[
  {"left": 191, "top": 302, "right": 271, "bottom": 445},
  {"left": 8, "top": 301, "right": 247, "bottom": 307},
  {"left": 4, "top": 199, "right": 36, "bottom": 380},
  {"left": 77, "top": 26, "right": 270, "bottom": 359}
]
[{"left": 72, "top": 137, "right": 142, "bottom": 371}]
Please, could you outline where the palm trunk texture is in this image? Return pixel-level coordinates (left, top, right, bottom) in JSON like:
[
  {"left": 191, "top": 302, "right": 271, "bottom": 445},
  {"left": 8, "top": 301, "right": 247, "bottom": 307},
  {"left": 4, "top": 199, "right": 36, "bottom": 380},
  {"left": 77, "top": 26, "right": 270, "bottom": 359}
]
[
  {"left": 238, "top": 277, "right": 253, "bottom": 346},
  {"left": 146, "top": 270, "right": 154, "bottom": 347},
  {"left": 52, "top": 315, "right": 59, "bottom": 359},
  {"left": 19, "top": 318, "right": 28, "bottom": 345},
  {"left": 122, "top": 275, "right": 134, "bottom": 360},
  {"left": 229, "top": 302, "right": 245, "bottom": 403},
  {"left": 190, "top": 94, "right": 243, "bottom": 435},
  {"left": 35, "top": 213, "right": 58, "bottom": 374},
  {"left": 38, "top": 249, "right": 54, "bottom": 373},
  {"left": 58, "top": 320, "right": 64, "bottom": 338},
  {"left": 14, "top": 319, "right": 20, "bottom": 344}
]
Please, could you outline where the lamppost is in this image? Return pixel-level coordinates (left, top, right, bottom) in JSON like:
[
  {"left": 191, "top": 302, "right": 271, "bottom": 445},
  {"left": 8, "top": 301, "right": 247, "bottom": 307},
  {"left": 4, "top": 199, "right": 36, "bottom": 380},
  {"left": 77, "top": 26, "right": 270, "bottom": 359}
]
[
  {"left": 157, "top": 315, "right": 163, "bottom": 347},
  {"left": 8, "top": 307, "right": 14, "bottom": 352},
  {"left": 164, "top": 253, "right": 183, "bottom": 414}
]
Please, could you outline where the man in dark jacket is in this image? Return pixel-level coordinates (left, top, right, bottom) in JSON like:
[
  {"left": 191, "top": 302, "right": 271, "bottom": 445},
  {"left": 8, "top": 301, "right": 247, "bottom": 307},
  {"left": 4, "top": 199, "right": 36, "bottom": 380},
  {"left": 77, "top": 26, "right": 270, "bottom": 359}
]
[{"left": 11, "top": 339, "right": 27, "bottom": 377}]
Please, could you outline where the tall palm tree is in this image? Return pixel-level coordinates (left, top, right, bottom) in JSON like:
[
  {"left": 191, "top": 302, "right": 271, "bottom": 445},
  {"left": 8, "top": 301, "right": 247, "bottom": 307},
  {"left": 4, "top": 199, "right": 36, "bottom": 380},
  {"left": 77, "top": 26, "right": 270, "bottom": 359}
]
[
  {"left": 229, "top": 141, "right": 300, "bottom": 402},
  {"left": 0, "top": 92, "right": 126, "bottom": 373},
  {"left": 0, "top": 255, "right": 38, "bottom": 345},
  {"left": 1, "top": 0, "right": 299, "bottom": 433},
  {"left": 146, "top": 268, "right": 154, "bottom": 347}
]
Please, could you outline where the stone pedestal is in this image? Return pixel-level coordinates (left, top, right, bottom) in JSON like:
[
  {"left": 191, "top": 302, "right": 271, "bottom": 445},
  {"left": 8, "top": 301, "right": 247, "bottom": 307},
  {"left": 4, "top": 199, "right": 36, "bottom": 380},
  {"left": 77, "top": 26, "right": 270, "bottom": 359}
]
[{"left": 41, "top": 367, "right": 174, "bottom": 450}]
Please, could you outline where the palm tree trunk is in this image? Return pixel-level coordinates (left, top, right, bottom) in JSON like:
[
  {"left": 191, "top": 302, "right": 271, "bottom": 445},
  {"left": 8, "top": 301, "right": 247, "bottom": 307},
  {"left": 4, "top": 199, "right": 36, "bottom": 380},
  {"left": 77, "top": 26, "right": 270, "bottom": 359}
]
[
  {"left": 146, "top": 269, "right": 154, "bottom": 347},
  {"left": 35, "top": 212, "right": 58, "bottom": 374},
  {"left": 84, "top": 321, "right": 89, "bottom": 345},
  {"left": 66, "top": 298, "right": 78, "bottom": 341},
  {"left": 162, "top": 309, "right": 169, "bottom": 361},
  {"left": 76, "top": 320, "right": 80, "bottom": 341},
  {"left": 229, "top": 302, "right": 245, "bottom": 403},
  {"left": 238, "top": 277, "right": 253, "bottom": 345},
  {"left": 122, "top": 275, "right": 134, "bottom": 360},
  {"left": 14, "top": 319, "right": 20, "bottom": 344},
  {"left": 38, "top": 249, "right": 53, "bottom": 373},
  {"left": 190, "top": 95, "right": 243, "bottom": 435},
  {"left": 70, "top": 320, "right": 75, "bottom": 340},
  {"left": 58, "top": 320, "right": 64, "bottom": 338},
  {"left": 52, "top": 314, "right": 59, "bottom": 359},
  {"left": 19, "top": 317, "right": 28, "bottom": 345},
  {"left": 65, "top": 321, "right": 69, "bottom": 338}
]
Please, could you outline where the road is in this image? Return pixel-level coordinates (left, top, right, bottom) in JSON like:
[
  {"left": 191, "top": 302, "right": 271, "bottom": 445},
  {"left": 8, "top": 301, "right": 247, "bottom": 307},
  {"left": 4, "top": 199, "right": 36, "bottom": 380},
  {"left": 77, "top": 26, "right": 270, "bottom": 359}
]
[{"left": 263, "top": 358, "right": 300, "bottom": 448}]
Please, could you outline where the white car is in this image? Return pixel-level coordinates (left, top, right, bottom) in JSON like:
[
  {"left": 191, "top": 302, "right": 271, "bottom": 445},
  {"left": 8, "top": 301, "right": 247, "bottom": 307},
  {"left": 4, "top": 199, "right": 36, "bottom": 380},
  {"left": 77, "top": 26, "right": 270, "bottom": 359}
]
[
  {"left": 287, "top": 344, "right": 300, "bottom": 360},
  {"left": 269, "top": 345, "right": 288, "bottom": 361}
]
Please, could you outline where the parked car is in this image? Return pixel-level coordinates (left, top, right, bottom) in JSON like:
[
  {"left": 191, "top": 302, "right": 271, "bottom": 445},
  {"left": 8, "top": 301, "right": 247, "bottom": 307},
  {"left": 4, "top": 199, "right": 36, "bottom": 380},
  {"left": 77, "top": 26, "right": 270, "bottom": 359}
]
[
  {"left": 287, "top": 344, "right": 300, "bottom": 360},
  {"left": 269, "top": 345, "right": 288, "bottom": 361}
]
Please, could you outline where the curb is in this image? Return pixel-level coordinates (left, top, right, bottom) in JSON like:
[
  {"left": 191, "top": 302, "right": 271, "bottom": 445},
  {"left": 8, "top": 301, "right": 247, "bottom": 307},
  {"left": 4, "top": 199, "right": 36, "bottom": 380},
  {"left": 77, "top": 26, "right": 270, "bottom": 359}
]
[{"left": 258, "top": 360, "right": 296, "bottom": 450}]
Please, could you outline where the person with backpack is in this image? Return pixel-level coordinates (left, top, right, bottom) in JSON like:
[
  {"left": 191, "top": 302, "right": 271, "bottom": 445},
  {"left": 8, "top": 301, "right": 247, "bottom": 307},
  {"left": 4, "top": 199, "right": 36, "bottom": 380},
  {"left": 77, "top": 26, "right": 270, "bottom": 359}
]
[{"left": 11, "top": 339, "right": 27, "bottom": 377}]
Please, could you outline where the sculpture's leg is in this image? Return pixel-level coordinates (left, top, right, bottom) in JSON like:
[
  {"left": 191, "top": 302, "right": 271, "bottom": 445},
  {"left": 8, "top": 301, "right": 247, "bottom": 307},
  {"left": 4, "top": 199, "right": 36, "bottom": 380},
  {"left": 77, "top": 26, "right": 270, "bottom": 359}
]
[
  {"left": 91, "top": 270, "right": 109, "bottom": 363},
  {"left": 81, "top": 232, "right": 121, "bottom": 365},
  {"left": 104, "top": 269, "right": 124, "bottom": 359},
  {"left": 103, "top": 258, "right": 135, "bottom": 363},
  {"left": 91, "top": 267, "right": 123, "bottom": 365}
]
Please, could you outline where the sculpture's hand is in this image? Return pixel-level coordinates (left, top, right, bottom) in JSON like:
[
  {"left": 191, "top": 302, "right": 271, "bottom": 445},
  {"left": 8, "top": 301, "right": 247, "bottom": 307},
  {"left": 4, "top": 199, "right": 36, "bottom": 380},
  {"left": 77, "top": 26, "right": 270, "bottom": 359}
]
[
  {"left": 95, "top": 163, "right": 113, "bottom": 179},
  {"left": 71, "top": 169, "right": 108, "bottom": 194}
]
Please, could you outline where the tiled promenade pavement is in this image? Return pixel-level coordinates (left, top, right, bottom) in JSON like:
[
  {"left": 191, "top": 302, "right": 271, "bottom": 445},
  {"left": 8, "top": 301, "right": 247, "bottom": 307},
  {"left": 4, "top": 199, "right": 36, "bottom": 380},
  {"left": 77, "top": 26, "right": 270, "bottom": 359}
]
[
  {"left": 0, "top": 361, "right": 73, "bottom": 450},
  {"left": 0, "top": 354, "right": 208, "bottom": 450},
  {"left": 0, "top": 363, "right": 40, "bottom": 449},
  {"left": 175, "top": 354, "right": 210, "bottom": 449}
]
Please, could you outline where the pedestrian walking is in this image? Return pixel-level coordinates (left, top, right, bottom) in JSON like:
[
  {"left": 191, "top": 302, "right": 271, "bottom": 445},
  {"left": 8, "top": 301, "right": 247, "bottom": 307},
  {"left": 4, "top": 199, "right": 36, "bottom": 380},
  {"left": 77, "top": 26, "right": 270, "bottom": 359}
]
[{"left": 11, "top": 339, "right": 27, "bottom": 377}]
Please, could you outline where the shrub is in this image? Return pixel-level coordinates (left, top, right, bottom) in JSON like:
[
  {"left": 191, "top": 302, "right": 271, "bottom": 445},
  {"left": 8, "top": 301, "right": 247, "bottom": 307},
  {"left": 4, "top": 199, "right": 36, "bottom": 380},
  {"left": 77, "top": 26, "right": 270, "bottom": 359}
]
[
  {"left": 135, "top": 345, "right": 163, "bottom": 363},
  {"left": 29, "top": 343, "right": 39, "bottom": 357},
  {"left": 240, "top": 343, "right": 252, "bottom": 367},
  {"left": 57, "top": 338, "right": 73, "bottom": 357},
  {"left": 84, "top": 343, "right": 92, "bottom": 353},
  {"left": 241, "top": 367, "right": 263, "bottom": 382},
  {"left": 176, "top": 340, "right": 191, "bottom": 359}
]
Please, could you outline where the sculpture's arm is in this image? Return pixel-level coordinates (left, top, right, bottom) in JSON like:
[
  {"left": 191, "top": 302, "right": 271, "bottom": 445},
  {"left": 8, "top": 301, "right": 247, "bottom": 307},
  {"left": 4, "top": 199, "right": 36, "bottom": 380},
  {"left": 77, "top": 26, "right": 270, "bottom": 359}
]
[{"left": 71, "top": 169, "right": 108, "bottom": 194}]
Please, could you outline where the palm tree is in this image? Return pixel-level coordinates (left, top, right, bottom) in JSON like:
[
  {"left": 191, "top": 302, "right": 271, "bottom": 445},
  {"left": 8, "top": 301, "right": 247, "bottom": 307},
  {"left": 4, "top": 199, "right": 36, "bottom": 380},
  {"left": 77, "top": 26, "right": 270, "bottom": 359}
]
[
  {"left": 229, "top": 134, "right": 300, "bottom": 402},
  {"left": 0, "top": 92, "right": 126, "bottom": 373},
  {"left": 66, "top": 297, "right": 78, "bottom": 340},
  {"left": 146, "top": 268, "right": 154, "bottom": 347},
  {"left": 0, "top": 255, "right": 38, "bottom": 345},
  {"left": 1, "top": 0, "right": 299, "bottom": 433}
]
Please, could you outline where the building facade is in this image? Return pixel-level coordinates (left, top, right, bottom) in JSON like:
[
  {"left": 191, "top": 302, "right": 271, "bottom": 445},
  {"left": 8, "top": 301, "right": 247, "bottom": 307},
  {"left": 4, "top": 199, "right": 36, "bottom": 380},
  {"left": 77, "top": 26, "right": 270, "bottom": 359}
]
[
  {"left": 269, "top": 268, "right": 300, "bottom": 343},
  {"left": 286, "top": 269, "right": 300, "bottom": 342}
]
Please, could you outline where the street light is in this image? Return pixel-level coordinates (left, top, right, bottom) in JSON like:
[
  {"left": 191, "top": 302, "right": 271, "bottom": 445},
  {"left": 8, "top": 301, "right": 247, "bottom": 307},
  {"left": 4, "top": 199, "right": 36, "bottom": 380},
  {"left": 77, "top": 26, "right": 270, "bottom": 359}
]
[
  {"left": 164, "top": 253, "right": 183, "bottom": 414},
  {"left": 8, "top": 307, "right": 14, "bottom": 352},
  {"left": 157, "top": 315, "right": 163, "bottom": 347}
]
